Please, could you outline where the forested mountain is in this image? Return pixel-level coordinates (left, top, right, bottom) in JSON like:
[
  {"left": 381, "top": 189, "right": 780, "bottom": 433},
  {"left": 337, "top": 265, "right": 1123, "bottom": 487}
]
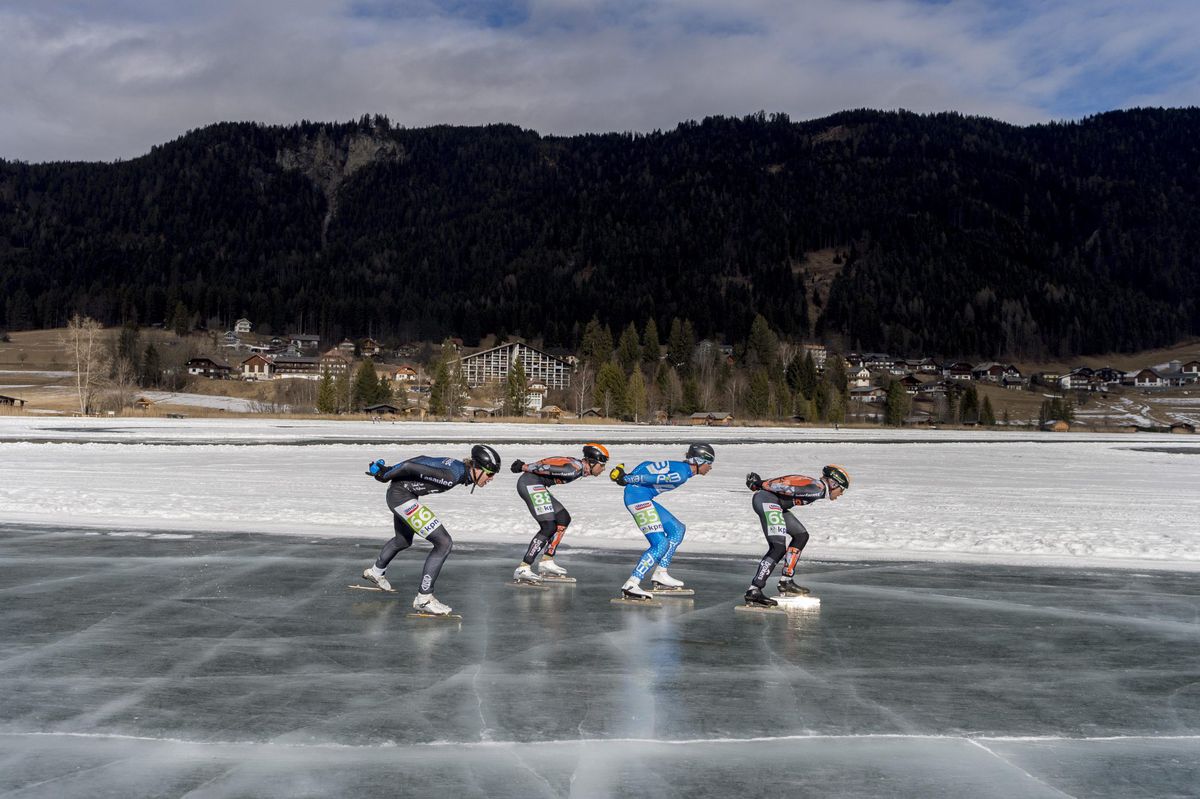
[{"left": 2, "top": 108, "right": 1199, "bottom": 358}]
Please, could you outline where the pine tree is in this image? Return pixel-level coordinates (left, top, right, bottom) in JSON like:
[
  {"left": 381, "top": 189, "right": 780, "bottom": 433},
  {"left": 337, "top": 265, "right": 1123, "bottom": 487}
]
[
  {"left": 747, "top": 315, "right": 780, "bottom": 374},
  {"left": 317, "top": 371, "right": 337, "bottom": 414},
  {"left": 959, "top": 385, "right": 980, "bottom": 424},
  {"left": 594, "top": 360, "right": 628, "bottom": 418},
  {"left": 504, "top": 358, "right": 528, "bottom": 417},
  {"left": 580, "top": 316, "right": 614, "bottom": 372},
  {"left": 884, "top": 380, "right": 909, "bottom": 426},
  {"left": 139, "top": 344, "right": 162, "bottom": 388},
  {"left": 428, "top": 359, "right": 449, "bottom": 416},
  {"left": 799, "top": 352, "right": 818, "bottom": 400},
  {"left": 641, "top": 319, "right": 662, "bottom": 366},
  {"left": 352, "top": 360, "right": 381, "bottom": 410},
  {"left": 681, "top": 375, "right": 701, "bottom": 415},
  {"left": 980, "top": 395, "right": 996, "bottom": 426},
  {"left": 627, "top": 367, "right": 648, "bottom": 422},
  {"left": 617, "top": 322, "right": 641, "bottom": 373},
  {"left": 746, "top": 369, "right": 771, "bottom": 418}
]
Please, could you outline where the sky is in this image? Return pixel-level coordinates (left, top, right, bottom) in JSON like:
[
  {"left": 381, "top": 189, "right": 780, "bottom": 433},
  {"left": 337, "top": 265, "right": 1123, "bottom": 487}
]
[{"left": 1, "top": 0, "right": 1199, "bottom": 162}]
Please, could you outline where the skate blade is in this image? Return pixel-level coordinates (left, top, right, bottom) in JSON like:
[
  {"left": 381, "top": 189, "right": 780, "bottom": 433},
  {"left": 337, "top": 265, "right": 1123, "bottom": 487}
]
[
  {"left": 773, "top": 595, "right": 821, "bottom": 609},
  {"left": 348, "top": 584, "right": 396, "bottom": 593},
  {"left": 734, "top": 604, "right": 788, "bottom": 616},
  {"left": 649, "top": 587, "right": 695, "bottom": 597},
  {"left": 506, "top": 580, "right": 550, "bottom": 590},
  {"left": 407, "top": 612, "right": 463, "bottom": 620},
  {"left": 610, "top": 597, "right": 663, "bottom": 607},
  {"left": 538, "top": 575, "right": 577, "bottom": 584}
]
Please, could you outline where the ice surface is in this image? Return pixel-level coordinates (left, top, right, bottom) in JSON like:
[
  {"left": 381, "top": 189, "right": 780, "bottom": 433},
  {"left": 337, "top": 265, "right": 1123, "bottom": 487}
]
[{"left": 1, "top": 528, "right": 1197, "bottom": 798}]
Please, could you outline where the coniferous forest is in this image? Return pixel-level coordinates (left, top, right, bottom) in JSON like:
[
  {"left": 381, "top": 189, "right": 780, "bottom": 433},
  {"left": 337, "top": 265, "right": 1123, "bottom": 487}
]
[{"left": 2, "top": 108, "right": 1199, "bottom": 358}]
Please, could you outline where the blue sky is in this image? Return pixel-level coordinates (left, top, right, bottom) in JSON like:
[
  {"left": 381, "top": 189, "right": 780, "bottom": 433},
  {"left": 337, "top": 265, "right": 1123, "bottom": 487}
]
[{"left": 1, "top": 0, "right": 1198, "bottom": 161}]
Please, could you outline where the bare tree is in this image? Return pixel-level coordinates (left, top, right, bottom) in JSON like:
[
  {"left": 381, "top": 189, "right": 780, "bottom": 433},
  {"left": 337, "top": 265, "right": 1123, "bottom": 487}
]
[
  {"left": 573, "top": 366, "right": 595, "bottom": 417},
  {"left": 725, "top": 372, "right": 744, "bottom": 418},
  {"left": 105, "top": 356, "right": 140, "bottom": 413},
  {"left": 62, "top": 315, "right": 110, "bottom": 415}
]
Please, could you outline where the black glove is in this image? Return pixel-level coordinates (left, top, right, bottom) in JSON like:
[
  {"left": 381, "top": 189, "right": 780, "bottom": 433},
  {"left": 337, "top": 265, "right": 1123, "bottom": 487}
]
[
  {"left": 609, "top": 463, "right": 628, "bottom": 486},
  {"left": 745, "top": 472, "right": 762, "bottom": 491},
  {"left": 510, "top": 459, "right": 525, "bottom": 473},
  {"left": 366, "top": 459, "right": 386, "bottom": 477}
]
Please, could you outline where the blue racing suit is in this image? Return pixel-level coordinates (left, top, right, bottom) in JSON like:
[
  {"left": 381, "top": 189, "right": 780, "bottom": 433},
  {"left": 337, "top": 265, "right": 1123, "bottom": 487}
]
[{"left": 620, "top": 460, "right": 695, "bottom": 581}]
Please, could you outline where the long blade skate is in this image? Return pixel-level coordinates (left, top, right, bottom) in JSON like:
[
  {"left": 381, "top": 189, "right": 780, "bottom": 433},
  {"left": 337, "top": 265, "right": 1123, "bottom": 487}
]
[
  {"left": 734, "top": 603, "right": 788, "bottom": 616},
  {"left": 347, "top": 584, "right": 396, "bottom": 593},
  {"left": 649, "top": 584, "right": 695, "bottom": 597},
  {"left": 506, "top": 579, "right": 550, "bottom": 590},
  {"left": 773, "top": 595, "right": 821, "bottom": 610},
  {"left": 407, "top": 612, "right": 464, "bottom": 620},
  {"left": 610, "top": 596, "right": 663, "bottom": 607},
  {"left": 538, "top": 575, "right": 577, "bottom": 584}
]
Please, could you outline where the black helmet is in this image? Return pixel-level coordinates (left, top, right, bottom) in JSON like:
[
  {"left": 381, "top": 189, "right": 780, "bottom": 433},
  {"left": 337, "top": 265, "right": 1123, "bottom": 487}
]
[
  {"left": 685, "top": 442, "right": 715, "bottom": 465},
  {"left": 582, "top": 443, "right": 610, "bottom": 464},
  {"left": 822, "top": 464, "right": 850, "bottom": 490},
  {"left": 470, "top": 444, "right": 501, "bottom": 474}
]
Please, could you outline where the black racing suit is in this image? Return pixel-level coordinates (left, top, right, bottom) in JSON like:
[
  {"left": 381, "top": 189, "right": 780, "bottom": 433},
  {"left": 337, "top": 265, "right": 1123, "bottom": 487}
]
[
  {"left": 749, "top": 475, "right": 827, "bottom": 589},
  {"left": 373, "top": 456, "right": 474, "bottom": 594},
  {"left": 515, "top": 456, "right": 587, "bottom": 566}
]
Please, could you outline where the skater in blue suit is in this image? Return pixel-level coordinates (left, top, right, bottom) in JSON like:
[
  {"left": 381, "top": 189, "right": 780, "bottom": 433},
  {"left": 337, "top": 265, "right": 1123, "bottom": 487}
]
[{"left": 608, "top": 442, "right": 715, "bottom": 599}]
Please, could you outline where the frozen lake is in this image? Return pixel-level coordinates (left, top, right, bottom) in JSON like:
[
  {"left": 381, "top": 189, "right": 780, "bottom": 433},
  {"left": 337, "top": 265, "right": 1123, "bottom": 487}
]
[{"left": 0, "top": 528, "right": 1196, "bottom": 798}]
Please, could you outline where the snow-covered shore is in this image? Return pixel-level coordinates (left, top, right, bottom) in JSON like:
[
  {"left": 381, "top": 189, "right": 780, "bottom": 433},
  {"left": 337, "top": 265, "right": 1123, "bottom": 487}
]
[{"left": 2, "top": 417, "right": 1198, "bottom": 570}]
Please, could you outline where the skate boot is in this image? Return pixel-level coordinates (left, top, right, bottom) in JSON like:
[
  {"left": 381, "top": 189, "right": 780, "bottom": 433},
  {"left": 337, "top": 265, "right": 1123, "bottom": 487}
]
[
  {"left": 539, "top": 557, "right": 569, "bottom": 577},
  {"left": 362, "top": 566, "right": 393, "bottom": 592},
  {"left": 778, "top": 578, "right": 810, "bottom": 597},
  {"left": 651, "top": 567, "right": 685, "bottom": 590},
  {"left": 412, "top": 593, "right": 452, "bottom": 615},
  {"left": 513, "top": 564, "right": 542, "bottom": 584},
  {"left": 744, "top": 586, "right": 779, "bottom": 607},
  {"left": 621, "top": 578, "right": 654, "bottom": 601}
]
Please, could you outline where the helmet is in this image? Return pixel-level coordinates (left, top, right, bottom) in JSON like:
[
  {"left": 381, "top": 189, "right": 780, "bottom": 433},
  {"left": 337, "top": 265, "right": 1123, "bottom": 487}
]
[
  {"left": 470, "top": 444, "right": 501, "bottom": 475},
  {"left": 822, "top": 464, "right": 850, "bottom": 490},
  {"left": 582, "top": 443, "right": 610, "bottom": 464},
  {"left": 685, "top": 442, "right": 716, "bottom": 465}
]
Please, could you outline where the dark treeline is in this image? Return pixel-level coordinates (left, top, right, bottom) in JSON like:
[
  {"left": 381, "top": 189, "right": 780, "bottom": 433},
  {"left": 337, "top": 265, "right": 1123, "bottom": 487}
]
[{"left": 3, "top": 108, "right": 1200, "bottom": 357}]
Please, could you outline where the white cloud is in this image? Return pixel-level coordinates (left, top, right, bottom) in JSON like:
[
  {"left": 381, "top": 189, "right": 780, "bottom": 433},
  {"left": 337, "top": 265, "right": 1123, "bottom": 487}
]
[{"left": 1, "top": 0, "right": 1198, "bottom": 161}]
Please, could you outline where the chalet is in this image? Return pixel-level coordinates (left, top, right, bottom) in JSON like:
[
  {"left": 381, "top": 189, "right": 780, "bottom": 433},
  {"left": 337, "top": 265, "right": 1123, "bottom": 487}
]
[
  {"left": 361, "top": 338, "right": 382, "bottom": 358},
  {"left": 220, "top": 331, "right": 242, "bottom": 349},
  {"left": 525, "top": 382, "right": 548, "bottom": 412},
  {"left": 688, "top": 411, "right": 734, "bottom": 426},
  {"left": 1094, "top": 367, "right": 1124, "bottom": 387},
  {"left": 850, "top": 386, "right": 886, "bottom": 404},
  {"left": 1132, "top": 368, "right": 1164, "bottom": 388},
  {"left": 289, "top": 334, "right": 321, "bottom": 353},
  {"left": 241, "top": 354, "right": 275, "bottom": 380},
  {"left": 391, "top": 365, "right": 418, "bottom": 382},
  {"left": 1041, "top": 420, "right": 1070, "bottom": 432},
  {"left": 538, "top": 404, "right": 565, "bottom": 420},
  {"left": 972, "top": 362, "right": 1007, "bottom": 383},
  {"left": 849, "top": 367, "right": 872, "bottom": 388},
  {"left": 271, "top": 353, "right": 320, "bottom": 379},
  {"left": 363, "top": 403, "right": 400, "bottom": 415},
  {"left": 186, "top": 357, "right": 232, "bottom": 379},
  {"left": 1170, "top": 422, "right": 1196, "bottom": 434},
  {"left": 234, "top": 318, "right": 253, "bottom": 334},
  {"left": 1182, "top": 360, "right": 1200, "bottom": 376},
  {"left": 580, "top": 407, "right": 604, "bottom": 418},
  {"left": 1060, "top": 367, "right": 1094, "bottom": 391},
  {"left": 897, "top": 374, "right": 923, "bottom": 394},
  {"left": 337, "top": 339, "right": 357, "bottom": 357},
  {"left": 134, "top": 396, "right": 156, "bottom": 411},
  {"left": 320, "top": 349, "right": 353, "bottom": 377},
  {"left": 945, "top": 362, "right": 973, "bottom": 381},
  {"left": 0, "top": 394, "right": 27, "bottom": 408}
]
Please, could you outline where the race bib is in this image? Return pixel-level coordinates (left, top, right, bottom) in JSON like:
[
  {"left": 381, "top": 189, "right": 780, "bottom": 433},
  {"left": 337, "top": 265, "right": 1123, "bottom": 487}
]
[
  {"left": 764, "top": 503, "right": 787, "bottom": 537},
  {"left": 398, "top": 499, "right": 442, "bottom": 539},
  {"left": 628, "top": 500, "right": 664, "bottom": 534},
  {"left": 527, "top": 484, "right": 554, "bottom": 516}
]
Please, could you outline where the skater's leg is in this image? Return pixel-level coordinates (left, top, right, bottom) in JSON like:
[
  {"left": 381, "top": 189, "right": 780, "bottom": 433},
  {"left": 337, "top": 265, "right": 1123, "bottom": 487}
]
[
  {"left": 632, "top": 532, "right": 668, "bottom": 580},
  {"left": 522, "top": 518, "right": 557, "bottom": 565},
  {"left": 518, "top": 475, "right": 563, "bottom": 565},
  {"left": 375, "top": 514, "right": 416, "bottom": 569},
  {"left": 750, "top": 490, "right": 788, "bottom": 588},
  {"left": 654, "top": 503, "right": 685, "bottom": 569},
  {"left": 418, "top": 527, "right": 453, "bottom": 594},
  {"left": 545, "top": 508, "right": 571, "bottom": 557},
  {"left": 781, "top": 517, "right": 810, "bottom": 579},
  {"left": 752, "top": 536, "right": 787, "bottom": 588}
]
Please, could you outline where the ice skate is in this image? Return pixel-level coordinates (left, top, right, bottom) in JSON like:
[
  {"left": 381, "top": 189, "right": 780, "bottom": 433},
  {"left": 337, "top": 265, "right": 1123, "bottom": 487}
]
[
  {"left": 649, "top": 567, "right": 694, "bottom": 596},
  {"left": 411, "top": 593, "right": 453, "bottom": 616},
  {"left": 539, "top": 557, "right": 568, "bottom": 576},
  {"left": 357, "top": 567, "right": 393, "bottom": 592},
  {"left": 610, "top": 578, "right": 661, "bottom": 606},
  {"left": 513, "top": 564, "right": 543, "bottom": 584},
  {"left": 743, "top": 586, "right": 778, "bottom": 607},
  {"left": 778, "top": 578, "right": 811, "bottom": 597}
]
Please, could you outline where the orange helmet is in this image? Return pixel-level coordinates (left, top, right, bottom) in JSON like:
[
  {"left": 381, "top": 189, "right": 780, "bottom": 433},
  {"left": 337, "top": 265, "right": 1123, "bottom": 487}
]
[{"left": 582, "top": 443, "right": 610, "bottom": 464}]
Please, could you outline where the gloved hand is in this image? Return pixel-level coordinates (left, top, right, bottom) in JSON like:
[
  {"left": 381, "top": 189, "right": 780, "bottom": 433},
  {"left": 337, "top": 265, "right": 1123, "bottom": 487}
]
[
  {"left": 609, "top": 463, "right": 627, "bottom": 486},
  {"left": 745, "top": 472, "right": 762, "bottom": 491},
  {"left": 367, "top": 459, "right": 389, "bottom": 480},
  {"left": 510, "top": 459, "right": 525, "bottom": 473}
]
